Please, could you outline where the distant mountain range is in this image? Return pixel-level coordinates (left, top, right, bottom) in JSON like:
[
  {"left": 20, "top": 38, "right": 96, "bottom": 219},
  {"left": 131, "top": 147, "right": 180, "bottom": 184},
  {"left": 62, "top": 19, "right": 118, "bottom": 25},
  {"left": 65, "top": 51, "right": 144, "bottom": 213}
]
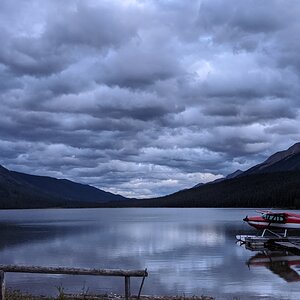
[
  {"left": 106, "top": 142, "right": 300, "bottom": 208},
  {"left": 0, "top": 165, "right": 126, "bottom": 209},
  {"left": 1, "top": 142, "right": 300, "bottom": 209}
]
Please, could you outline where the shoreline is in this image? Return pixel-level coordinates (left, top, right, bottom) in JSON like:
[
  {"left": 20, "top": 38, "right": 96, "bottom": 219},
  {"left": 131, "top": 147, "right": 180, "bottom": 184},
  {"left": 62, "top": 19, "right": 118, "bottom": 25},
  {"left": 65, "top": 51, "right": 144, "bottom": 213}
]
[
  {"left": 6, "top": 290, "right": 214, "bottom": 300},
  {"left": 6, "top": 290, "right": 286, "bottom": 300}
]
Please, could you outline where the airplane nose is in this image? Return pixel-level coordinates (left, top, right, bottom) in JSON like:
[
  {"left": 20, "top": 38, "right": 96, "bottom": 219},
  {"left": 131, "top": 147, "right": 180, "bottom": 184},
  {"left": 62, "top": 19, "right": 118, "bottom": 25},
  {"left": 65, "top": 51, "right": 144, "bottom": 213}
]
[{"left": 243, "top": 216, "right": 249, "bottom": 222}]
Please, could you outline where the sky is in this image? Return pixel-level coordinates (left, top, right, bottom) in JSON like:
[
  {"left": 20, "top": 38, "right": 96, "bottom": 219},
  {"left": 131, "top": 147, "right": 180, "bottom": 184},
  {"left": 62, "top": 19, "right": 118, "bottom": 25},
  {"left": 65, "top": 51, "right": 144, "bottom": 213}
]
[{"left": 0, "top": 0, "right": 300, "bottom": 198}]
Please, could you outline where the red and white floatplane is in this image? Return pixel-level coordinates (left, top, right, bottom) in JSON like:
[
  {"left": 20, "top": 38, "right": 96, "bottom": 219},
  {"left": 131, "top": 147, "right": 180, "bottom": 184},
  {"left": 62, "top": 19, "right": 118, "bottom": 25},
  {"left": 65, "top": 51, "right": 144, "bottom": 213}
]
[{"left": 243, "top": 210, "right": 300, "bottom": 237}]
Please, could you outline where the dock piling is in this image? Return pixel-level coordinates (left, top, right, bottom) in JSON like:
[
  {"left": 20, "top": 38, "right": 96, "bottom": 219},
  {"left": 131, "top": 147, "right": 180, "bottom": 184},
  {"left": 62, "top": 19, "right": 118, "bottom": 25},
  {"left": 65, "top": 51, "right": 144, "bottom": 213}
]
[
  {"left": 137, "top": 268, "right": 147, "bottom": 300},
  {"left": 0, "top": 270, "right": 4, "bottom": 300},
  {"left": 125, "top": 276, "right": 131, "bottom": 300}
]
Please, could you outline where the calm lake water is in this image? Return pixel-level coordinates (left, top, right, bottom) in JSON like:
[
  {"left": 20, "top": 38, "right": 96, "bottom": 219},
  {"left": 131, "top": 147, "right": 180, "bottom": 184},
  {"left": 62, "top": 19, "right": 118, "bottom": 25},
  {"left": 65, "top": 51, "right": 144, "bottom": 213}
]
[{"left": 1, "top": 208, "right": 300, "bottom": 299}]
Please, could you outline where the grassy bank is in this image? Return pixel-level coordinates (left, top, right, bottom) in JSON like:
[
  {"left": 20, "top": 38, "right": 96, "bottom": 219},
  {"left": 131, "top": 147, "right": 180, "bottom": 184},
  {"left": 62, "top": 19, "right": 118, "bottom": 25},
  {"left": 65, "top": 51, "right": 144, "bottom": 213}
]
[{"left": 5, "top": 290, "right": 213, "bottom": 300}]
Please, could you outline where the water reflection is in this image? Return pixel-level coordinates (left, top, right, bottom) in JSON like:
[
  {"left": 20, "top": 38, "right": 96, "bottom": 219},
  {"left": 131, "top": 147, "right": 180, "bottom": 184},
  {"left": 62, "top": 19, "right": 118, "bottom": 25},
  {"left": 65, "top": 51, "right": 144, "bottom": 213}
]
[
  {"left": 247, "top": 251, "right": 300, "bottom": 282},
  {"left": 0, "top": 208, "right": 300, "bottom": 299}
]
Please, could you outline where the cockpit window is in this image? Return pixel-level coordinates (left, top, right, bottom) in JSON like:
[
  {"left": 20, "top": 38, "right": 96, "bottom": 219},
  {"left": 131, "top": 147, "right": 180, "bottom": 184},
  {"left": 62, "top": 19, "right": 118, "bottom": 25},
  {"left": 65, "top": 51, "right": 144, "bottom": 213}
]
[{"left": 262, "top": 213, "right": 285, "bottom": 223}]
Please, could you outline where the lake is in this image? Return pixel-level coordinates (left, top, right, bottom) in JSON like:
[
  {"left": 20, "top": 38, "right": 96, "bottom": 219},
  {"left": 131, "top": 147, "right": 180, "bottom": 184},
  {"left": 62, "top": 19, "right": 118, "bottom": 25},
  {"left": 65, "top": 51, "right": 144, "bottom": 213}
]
[{"left": 0, "top": 208, "right": 300, "bottom": 299}]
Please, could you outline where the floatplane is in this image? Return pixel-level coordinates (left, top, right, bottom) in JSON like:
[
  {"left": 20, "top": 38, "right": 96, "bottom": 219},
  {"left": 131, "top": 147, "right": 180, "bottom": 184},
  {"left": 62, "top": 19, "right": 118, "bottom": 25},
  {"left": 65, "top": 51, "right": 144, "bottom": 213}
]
[
  {"left": 243, "top": 210, "right": 300, "bottom": 237},
  {"left": 236, "top": 210, "right": 300, "bottom": 244}
]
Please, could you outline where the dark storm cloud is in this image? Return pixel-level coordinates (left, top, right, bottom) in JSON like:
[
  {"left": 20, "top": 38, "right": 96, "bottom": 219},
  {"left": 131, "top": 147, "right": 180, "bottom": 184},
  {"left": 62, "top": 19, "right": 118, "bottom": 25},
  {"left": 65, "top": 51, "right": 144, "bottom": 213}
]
[
  {"left": 0, "top": 39, "right": 68, "bottom": 77},
  {"left": 0, "top": 0, "right": 300, "bottom": 197},
  {"left": 197, "top": 0, "right": 298, "bottom": 44},
  {"left": 0, "top": 74, "right": 21, "bottom": 96},
  {"left": 100, "top": 52, "right": 180, "bottom": 88},
  {"left": 46, "top": 1, "right": 140, "bottom": 48}
]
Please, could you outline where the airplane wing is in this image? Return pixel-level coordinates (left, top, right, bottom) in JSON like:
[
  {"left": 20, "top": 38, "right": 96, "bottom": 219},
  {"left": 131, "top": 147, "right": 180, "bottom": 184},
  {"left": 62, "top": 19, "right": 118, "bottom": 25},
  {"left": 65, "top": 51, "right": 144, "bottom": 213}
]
[{"left": 256, "top": 210, "right": 273, "bottom": 214}]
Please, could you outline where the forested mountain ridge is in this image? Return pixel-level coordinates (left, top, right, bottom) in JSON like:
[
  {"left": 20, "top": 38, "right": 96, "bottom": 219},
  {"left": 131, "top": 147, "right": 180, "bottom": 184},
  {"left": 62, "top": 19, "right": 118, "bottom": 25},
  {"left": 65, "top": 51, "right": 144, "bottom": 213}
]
[
  {"left": 106, "top": 171, "right": 300, "bottom": 208},
  {"left": 192, "top": 142, "right": 300, "bottom": 187},
  {"left": 242, "top": 142, "right": 300, "bottom": 176},
  {"left": 105, "top": 143, "right": 300, "bottom": 208},
  {"left": 0, "top": 164, "right": 126, "bottom": 209}
]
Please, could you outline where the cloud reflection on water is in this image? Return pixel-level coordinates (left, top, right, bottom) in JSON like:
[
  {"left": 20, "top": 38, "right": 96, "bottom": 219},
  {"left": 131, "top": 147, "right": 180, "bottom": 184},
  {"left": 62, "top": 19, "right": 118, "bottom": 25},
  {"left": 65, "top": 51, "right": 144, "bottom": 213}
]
[{"left": 0, "top": 208, "right": 300, "bottom": 299}]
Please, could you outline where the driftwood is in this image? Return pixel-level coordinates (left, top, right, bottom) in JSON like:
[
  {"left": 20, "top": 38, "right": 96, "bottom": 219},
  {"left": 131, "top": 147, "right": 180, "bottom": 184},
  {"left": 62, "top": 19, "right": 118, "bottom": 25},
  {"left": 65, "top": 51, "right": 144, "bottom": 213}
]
[{"left": 0, "top": 265, "right": 148, "bottom": 300}]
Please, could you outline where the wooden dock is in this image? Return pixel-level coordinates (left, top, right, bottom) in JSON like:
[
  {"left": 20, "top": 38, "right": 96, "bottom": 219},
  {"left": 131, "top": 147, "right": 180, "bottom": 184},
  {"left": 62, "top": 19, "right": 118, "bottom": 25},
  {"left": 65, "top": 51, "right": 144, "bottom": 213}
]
[{"left": 236, "top": 235, "right": 300, "bottom": 253}]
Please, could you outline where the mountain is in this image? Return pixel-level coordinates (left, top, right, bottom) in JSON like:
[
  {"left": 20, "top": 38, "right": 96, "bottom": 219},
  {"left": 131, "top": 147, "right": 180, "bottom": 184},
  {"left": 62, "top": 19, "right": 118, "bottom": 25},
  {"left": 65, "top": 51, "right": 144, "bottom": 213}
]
[
  {"left": 107, "top": 171, "right": 300, "bottom": 208},
  {"left": 192, "top": 182, "right": 204, "bottom": 188},
  {"left": 210, "top": 169, "right": 244, "bottom": 183},
  {"left": 0, "top": 165, "right": 63, "bottom": 208},
  {"left": 192, "top": 142, "right": 300, "bottom": 188},
  {"left": 0, "top": 164, "right": 126, "bottom": 209},
  {"left": 11, "top": 171, "right": 125, "bottom": 203},
  {"left": 242, "top": 143, "right": 300, "bottom": 176},
  {"left": 226, "top": 169, "right": 243, "bottom": 179},
  {"left": 192, "top": 169, "right": 243, "bottom": 188},
  {"left": 106, "top": 143, "right": 300, "bottom": 208}
]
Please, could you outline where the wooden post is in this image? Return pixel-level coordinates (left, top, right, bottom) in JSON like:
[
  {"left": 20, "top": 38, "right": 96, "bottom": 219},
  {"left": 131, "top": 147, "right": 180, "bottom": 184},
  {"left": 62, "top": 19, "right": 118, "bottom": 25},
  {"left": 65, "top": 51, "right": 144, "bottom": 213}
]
[
  {"left": 137, "top": 269, "right": 147, "bottom": 300},
  {"left": 0, "top": 270, "right": 5, "bottom": 300},
  {"left": 124, "top": 276, "right": 131, "bottom": 300}
]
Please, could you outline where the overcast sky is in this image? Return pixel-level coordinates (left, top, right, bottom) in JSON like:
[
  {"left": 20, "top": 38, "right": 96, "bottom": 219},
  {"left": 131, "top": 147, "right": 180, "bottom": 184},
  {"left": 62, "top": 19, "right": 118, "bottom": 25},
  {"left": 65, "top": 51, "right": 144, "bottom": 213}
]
[{"left": 0, "top": 0, "right": 300, "bottom": 198}]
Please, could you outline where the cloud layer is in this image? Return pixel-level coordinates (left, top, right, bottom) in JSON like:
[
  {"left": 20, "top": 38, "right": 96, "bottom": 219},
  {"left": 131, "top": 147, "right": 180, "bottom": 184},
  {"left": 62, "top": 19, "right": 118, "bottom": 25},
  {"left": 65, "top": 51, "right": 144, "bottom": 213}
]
[{"left": 1, "top": 0, "right": 300, "bottom": 197}]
